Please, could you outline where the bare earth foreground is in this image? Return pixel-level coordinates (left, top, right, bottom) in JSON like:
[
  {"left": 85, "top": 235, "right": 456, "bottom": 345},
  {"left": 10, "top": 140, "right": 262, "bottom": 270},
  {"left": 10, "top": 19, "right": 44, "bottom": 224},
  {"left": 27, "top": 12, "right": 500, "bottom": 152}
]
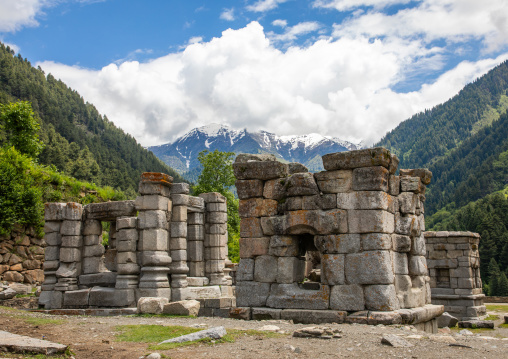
[{"left": 1, "top": 300, "right": 507, "bottom": 359}]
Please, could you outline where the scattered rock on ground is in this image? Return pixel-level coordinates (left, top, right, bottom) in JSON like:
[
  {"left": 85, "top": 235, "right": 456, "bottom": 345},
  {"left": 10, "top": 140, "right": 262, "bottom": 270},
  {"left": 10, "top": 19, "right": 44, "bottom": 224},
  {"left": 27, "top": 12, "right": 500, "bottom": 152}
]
[
  {"left": 137, "top": 297, "right": 168, "bottom": 314},
  {"left": 458, "top": 320, "right": 494, "bottom": 329},
  {"left": 163, "top": 299, "right": 200, "bottom": 316},
  {"left": 437, "top": 312, "right": 459, "bottom": 328},
  {"left": 258, "top": 325, "right": 280, "bottom": 332},
  {"left": 158, "top": 326, "right": 227, "bottom": 344},
  {"left": 293, "top": 326, "right": 342, "bottom": 339},
  {"left": 0, "top": 287, "right": 16, "bottom": 300},
  {"left": 146, "top": 354, "right": 161, "bottom": 359},
  {"left": 381, "top": 334, "right": 413, "bottom": 348},
  {"left": 430, "top": 335, "right": 457, "bottom": 344},
  {"left": 458, "top": 329, "right": 474, "bottom": 336}
]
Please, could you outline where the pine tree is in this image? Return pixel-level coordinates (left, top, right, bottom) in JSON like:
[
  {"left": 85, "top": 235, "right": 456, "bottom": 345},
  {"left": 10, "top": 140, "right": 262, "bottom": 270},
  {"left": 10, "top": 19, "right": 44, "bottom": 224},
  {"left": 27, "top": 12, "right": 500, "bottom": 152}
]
[
  {"left": 498, "top": 272, "right": 508, "bottom": 297},
  {"left": 488, "top": 258, "right": 501, "bottom": 296}
]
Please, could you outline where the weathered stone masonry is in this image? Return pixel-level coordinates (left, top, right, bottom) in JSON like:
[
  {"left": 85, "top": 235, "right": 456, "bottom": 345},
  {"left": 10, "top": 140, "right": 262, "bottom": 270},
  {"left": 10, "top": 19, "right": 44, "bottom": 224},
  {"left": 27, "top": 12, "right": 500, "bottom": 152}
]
[
  {"left": 425, "top": 231, "right": 486, "bottom": 320},
  {"left": 232, "top": 148, "right": 444, "bottom": 330},
  {"left": 38, "top": 173, "right": 234, "bottom": 310}
]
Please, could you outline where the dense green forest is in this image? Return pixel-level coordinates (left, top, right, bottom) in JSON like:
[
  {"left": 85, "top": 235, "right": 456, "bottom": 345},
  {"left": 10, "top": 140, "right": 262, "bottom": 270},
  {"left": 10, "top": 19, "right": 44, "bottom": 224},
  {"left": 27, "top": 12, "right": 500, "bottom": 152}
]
[
  {"left": 0, "top": 43, "right": 185, "bottom": 197},
  {"left": 377, "top": 60, "right": 508, "bottom": 294}
]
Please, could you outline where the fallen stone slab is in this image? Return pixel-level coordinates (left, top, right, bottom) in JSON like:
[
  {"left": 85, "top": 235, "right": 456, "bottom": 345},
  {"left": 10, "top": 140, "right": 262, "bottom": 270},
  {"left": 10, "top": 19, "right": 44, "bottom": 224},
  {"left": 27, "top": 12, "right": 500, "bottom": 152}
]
[
  {"left": 0, "top": 288, "right": 17, "bottom": 300},
  {"left": 158, "top": 326, "right": 227, "bottom": 344},
  {"left": 381, "top": 334, "right": 413, "bottom": 348},
  {"left": 437, "top": 312, "right": 458, "bottom": 328},
  {"left": 292, "top": 326, "right": 342, "bottom": 339},
  {"left": 163, "top": 300, "right": 200, "bottom": 316},
  {"left": 0, "top": 330, "right": 68, "bottom": 355},
  {"left": 458, "top": 320, "right": 494, "bottom": 329}
]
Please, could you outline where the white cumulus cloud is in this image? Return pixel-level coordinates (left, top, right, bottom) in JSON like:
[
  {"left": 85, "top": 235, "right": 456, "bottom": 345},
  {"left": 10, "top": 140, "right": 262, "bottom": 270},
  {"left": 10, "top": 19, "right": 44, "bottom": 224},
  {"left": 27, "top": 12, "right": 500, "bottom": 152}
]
[
  {"left": 37, "top": 22, "right": 508, "bottom": 148},
  {"left": 246, "top": 0, "right": 288, "bottom": 13},
  {"left": 0, "top": 0, "right": 47, "bottom": 33},
  {"left": 220, "top": 8, "right": 235, "bottom": 21}
]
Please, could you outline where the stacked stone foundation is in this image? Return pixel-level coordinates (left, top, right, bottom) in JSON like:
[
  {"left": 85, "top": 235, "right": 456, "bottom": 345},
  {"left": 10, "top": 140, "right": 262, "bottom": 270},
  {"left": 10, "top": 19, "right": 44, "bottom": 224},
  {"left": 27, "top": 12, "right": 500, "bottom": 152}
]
[
  {"left": 425, "top": 231, "right": 486, "bottom": 320},
  {"left": 232, "top": 148, "right": 443, "bottom": 330},
  {"left": 39, "top": 173, "right": 234, "bottom": 310}
]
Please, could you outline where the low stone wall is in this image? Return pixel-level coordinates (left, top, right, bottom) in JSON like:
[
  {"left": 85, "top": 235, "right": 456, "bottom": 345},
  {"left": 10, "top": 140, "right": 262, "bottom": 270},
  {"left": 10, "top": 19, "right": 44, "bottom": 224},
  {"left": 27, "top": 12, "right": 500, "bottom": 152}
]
[
  {"left": 484, "top": 296, "right": 508, "bottom": 303},
  {"left": 0, "top": 224, "right": 45, "bottom": 284}
]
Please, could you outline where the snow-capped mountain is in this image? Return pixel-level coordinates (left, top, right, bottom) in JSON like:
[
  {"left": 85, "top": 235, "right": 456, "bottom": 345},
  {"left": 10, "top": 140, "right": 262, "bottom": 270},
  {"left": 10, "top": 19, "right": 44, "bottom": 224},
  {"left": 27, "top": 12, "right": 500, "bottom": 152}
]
[{"left": 149, "top": 124, "right": 362, "bottom": 177}]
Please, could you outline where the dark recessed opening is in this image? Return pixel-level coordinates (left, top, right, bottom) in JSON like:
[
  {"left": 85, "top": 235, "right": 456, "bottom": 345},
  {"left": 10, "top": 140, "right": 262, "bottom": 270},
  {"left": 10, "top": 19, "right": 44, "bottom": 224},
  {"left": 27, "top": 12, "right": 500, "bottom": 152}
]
[{"left": 436, "top": 268, "right": 450, "bottom": 288}]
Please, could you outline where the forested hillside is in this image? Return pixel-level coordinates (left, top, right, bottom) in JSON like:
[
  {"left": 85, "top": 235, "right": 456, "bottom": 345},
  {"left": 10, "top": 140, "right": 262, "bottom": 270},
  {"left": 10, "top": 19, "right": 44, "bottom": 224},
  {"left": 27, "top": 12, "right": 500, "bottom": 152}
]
[
  {"left": 0, "top": 43, "right": 185, "bottom": 196},
  {"left": 376, "top": 60, "right": 508, "bottom": 294}
]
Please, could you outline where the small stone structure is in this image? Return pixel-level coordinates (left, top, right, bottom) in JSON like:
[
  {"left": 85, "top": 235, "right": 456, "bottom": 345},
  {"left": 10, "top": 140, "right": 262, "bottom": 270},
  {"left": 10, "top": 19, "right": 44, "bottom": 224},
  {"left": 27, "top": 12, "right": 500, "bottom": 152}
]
[
  {"left": 38, "top": 172, "right": 234, "bottom": 310},
  {"left": 232, "top": 148, "right": 443, "bottom": 331},
  {"left": 425, "top": 231, "right": 486, "bottom": 320}
]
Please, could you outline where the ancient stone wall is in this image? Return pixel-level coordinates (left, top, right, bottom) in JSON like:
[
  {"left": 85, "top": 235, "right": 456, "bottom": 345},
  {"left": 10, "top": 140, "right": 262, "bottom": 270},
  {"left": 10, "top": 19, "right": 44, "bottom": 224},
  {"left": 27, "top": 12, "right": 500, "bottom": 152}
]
[
  {"left": 232, "top": 148, "right": 443, "bottom": 329},
  {"left": 0, "top": 225, "right": 45, "bottom": 285},
  {"left": 425, "top": 231, "right": 486, "bottom": 320},
  {"left": 38, "top": 172, "right": 234, "bottom": 310}
]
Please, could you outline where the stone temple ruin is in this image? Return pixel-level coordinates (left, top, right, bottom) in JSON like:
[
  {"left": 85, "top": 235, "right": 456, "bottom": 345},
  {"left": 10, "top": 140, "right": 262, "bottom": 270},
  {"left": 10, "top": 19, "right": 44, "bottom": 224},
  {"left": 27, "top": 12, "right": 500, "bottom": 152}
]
[
  {"left": 37, "top": 147, "right": 487, "bottom": 332},
  {"left": 232, "top": 148, "right": 444, "bottom": 330},
  {"left": 39, "top": 173, "right": 234, "bottom": 310},
  {"left": 425, "top": 231, "right": 486, "bottom": 320}
]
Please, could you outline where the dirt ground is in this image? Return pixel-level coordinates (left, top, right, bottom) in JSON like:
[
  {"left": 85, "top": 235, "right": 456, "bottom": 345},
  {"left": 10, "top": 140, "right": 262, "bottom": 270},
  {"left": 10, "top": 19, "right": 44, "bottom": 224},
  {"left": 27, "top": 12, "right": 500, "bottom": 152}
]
[{"left": 1, "top": 299, "right": 508, "bottom": 359}]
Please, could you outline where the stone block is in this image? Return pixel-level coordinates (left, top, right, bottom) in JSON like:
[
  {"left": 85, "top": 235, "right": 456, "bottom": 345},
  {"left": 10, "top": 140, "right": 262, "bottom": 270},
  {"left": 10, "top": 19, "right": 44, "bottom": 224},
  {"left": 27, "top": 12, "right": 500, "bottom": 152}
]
[
  {"left": 286, "top": 209, "right": 348, "bottom": 235},
  {"left": 205, "top": 260, "right": 225, "bottom": 273},
  {"left": 345, "top": 250, "right": 394, "bottom": 284},
  {"left": 301, "top": 194, "right": 337, "bottom": 210},
  {"left": 330, "top": 284, "right": 365, "bottom": 311},
  {"left": 38, "top": 290, "right": 63, "bottom": 309},
  {"left": 352, "top": 166, "right": 389, "bottom": 192},
  {"left": 117, "top": 217, "right": 137, "bottom": 229},
  {"left": 45, "top": 202, "right": 83, "bottom": 221},
  {"left": 81, "top": 257, "right": 103, "bottom": 274},
  {"left": 139, "top": 229, "right": 169, "bottom": 251},
  {"left": 364, "top": 284, "right": 399, "bottom": 311},
  {"left": 170, "top": 222, "right": 187, "bottom": 238},
  {"left": 286, "top": 172, "right": 319, "bottom": 196},
  {"left": 171, "top": 182, "right": 190, "bottom": 194},
  {"left": 348, "top": 210, "right": 394, "bottom": 234},
  {"left": 60, "top": 221, "right": 82, "bottom": 236},
  {"left": 400, "top": 169, "right": 432, "bottom": 185},
  {"left": 262, "top": 178, "right": 287, "bottom": 200},
  {"left": 88, "top": 287, "right": 136, "bottom": 307},
  {"left": 83, "top": 245, "right": 105, "bottom": 257},
  {"left": 207, "top": 211, "right": 228, "bottom": 223},
  {"left": 44, "top": 232, "right": 61, "bottom": 246},
  {"left": 189, "top": 262, "right": 205, "bottom": 277},
  {"left": 392, "top": 252, "right": 408, "bottom": 275},
  {"left": 321, "top": 254, "right": 345, "bottom": 285},
  {"left": 277, "top": 257, "right": 304, "bottom": 283},
  {"left": 63, "top": 289, "right": 90, "bottom": 307},
  {"left": 85, "top": 200, "right": 136, "bottom": 221},
  {"left": 44, "top": 221, "right": 61, "bottom": 233},
  {"left": 314, "top": 170, "right": 353, "bottom": 193},
  {"left": 322, "top": 148, "right": 392, "bottom": 170},
  {"left": 233, "top": 160, "right": 289, "bottom": 180},
  {"left": 43, "top": 260, "right": 59, "bottom": 271},
  {"left": 411, "top": 235, "right": 426, "bottom": 256},
  {"left": 78, "top": 272, "right": 117, "bottom": 286},
  {"left": 137, "top": 296, "right": 169, "bottom": 314},
  {"left": 187, "top": 241, "right": 203, "bottom": 261},
  {"left": 240, "top": 217, "right": 264, "bottom": 238},
  {"left": 408, "top": 256, "right": 427, "bottom": 276},
  {"left": 398, "top": 192, "right": 417, "bottom": 214},
  {"left": 400, "top": 177, "right": 423, "bottom": 193},
  {"left": 283, "top": 309, "right": 347, "bottom": 324},
  {"left": 117, "top": 251, "right": 137, "bottom": 264},
  {"left": 187, "top": 226, "right": 204, "bottom": 241},
  {"left": 206, "top": 223, "right": 227, "bottom": 235},
  {"left": 237, "top": 258, "right": 254, "bottom": 281},
  {"left": 289, "top": 162, "right": 308, "bottom": 174},
  {"left": 138, "top": 210, "right": 168, "bottom": 230},
  {"left": 84, "top": 234, "right": 101, "bottom": 246},
  {"left": 61, "top": 235, "right": 82, "bottom": 248},
  {"left": 83, "top": 220, "right": 102, "bottom": 235},
  {"left": 163, "top": 299, "right": 200, "bottom": 316},
  {"left": 138, "top": 182, "right": 171, "bottom": 197},
  {"left": 361, "top": 233, "right": 392, "bottom": 250},
  {"left": 171, "top": 206, "right": 187, "bottom": 222},
  {"left": 236, "top": 179, "right": 264, "bottom": 199},
  {"left": 235, "top": 281, "right": 271, "bottom": 307},
  {"left": 116, "top": 228, "right": 138, "bottom": 242},
  {"left": 394, "top": 274, "right": 412, "bottom": 292},
  {"left": 266, "top": 283, "right": 330, "bottom": 310},
  {"left": 44, "top": 246, "right": 60, "bottom": 261},
  {"left": 205, "top": 234, "right": 227, "bottom": 247},
  {"left": 254, "top": 255, "right": 278, "bottom": 283},
  {"left": 199, "top": 192, "right": 226, "bottom": 203},
  {"left": 60, "top": 247, "right": 82, "bottom": 262},
  {"left": 392, "top": 234, "right": 411, "bottom": 252},
  {"left": 239, "top": 237, "right": 270, "bottom": 258},
  {"left": 239, "top": 198, "right": 278, "bottom": 218},
  {"left": 207, "top": 202, "right": 227, "bottom": 212},
  {"left": 395, "top": 213, "right": 416, "bottom": 236},
  {"left": 252, "top": 307, "right": 282, "bottom": 320},
  {"left": 116, "top": 239, "right": 137, "bottom": 252},
  {"left": 188, "top": 212, "right": 204, "bottom": 225},
  {"left": 389, "top": 175, "right": 400, "bottom": 196},
  {"left": 269, "top": 235, "right": 299, "bottom": 257}
]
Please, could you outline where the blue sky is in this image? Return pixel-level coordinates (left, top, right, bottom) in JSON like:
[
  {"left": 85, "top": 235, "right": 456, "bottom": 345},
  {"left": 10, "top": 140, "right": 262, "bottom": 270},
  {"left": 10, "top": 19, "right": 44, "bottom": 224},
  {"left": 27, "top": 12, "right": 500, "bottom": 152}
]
[{"left": 1, "top": 0, "right": 508, "bottom": 146}]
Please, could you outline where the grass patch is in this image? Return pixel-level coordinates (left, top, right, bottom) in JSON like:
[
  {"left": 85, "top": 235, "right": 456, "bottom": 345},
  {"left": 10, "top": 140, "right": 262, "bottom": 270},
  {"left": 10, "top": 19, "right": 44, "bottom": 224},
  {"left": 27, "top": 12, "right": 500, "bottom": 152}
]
[
  {"left": 24, "top": 317, "right": 65, "bottom": 326},
  {"left": 134, "top": 313, "right": 196, "bottom": 319},
  {"left": 485, "top": 314, "right": 500, "bottom": 321},
  {"left": 499, "top": 324, "right": 508, "bottom": 329},
  {"left": 485, "top": 304, "right": 508, "bottom": 312},
  {"left": 115, "top": 325, "right": 288, "bottom": 351}
]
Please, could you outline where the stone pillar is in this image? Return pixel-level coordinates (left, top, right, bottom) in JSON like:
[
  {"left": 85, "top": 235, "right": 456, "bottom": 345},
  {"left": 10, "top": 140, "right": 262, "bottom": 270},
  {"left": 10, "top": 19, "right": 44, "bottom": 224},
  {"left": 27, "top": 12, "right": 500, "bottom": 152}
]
[
  {"left": 136, "top": 172, "right": 172, "bottom": 299},
  {"left": 54, "top": 203, "right": 83, "bottom": 293},
  {"left": 169, "top": 184, "right": 190, "bottom": 290},
  {"left": 425, "top": 231, "right": 486, "bottom": 320},
  {"left": 201, "top": 192, "right": 228, "bottom": 285},
  {"left": 115, "top": 217, "right": 139, "bottom": 289},
  {"left": 81, "top": 219, "right": 105, "bottom": 276},
  {"left": 187, "top": 211, "right": 205, "bottom": 278}
]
